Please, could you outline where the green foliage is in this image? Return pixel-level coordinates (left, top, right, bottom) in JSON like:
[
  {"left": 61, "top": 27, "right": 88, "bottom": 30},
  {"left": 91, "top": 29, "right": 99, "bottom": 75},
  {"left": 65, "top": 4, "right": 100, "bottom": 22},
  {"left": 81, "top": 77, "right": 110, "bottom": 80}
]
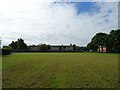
[
  {"left": 3, "top": 46, "right": 11, "bottom": 50},
  {"left": 9, "top": 41, "right": 18, "bottom": 50},
  {"left": 88, "top": 33, "right": 107, "bottom": 51},
  {"left": 38, "top": 44, "right": 49, "bottom": 51},
  {"left": 17, "top": 38, "right": 27, "bottom": 50},
  {"left": 87, "top": 29, "right": 120, "bottom": 53},
  {"left": 2, "top": 46, "right": 12, "bottom": 55},
  {"left": 2, "top": 49, "right": 11, "bottom": 55},
  {"left": 76, "top": 46, "right": 80, "bottom": 51},
  {"left": 73, "top": 44, "right": 76, "bottom": 50},
  {"left": 108, "top": 30, "right": 120, "bottom": 52},
  {"left": 9, "top": 38, "right": 28, "bottom": 51}
]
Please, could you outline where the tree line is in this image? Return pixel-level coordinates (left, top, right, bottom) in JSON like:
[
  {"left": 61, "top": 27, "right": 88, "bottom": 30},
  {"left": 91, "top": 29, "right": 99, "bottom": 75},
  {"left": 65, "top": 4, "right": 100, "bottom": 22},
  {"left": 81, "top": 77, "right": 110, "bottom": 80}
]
[
  {"left": 2, "top": 38, "right": 27, "bottom": 52},
  {"left": 2, "top": 39, "right": 85, "bottom": 52},
  {"left": 87, "top": 29, "right": 120, "bottom": 53},
  {"left": 1, "top": 29, "right": 120, "bottom": 55}
]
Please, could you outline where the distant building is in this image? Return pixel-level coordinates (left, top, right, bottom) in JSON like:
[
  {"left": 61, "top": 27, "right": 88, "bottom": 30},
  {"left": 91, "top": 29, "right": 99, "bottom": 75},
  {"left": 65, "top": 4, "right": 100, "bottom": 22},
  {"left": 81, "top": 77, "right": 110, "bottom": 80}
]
[
  {"left": 27, "top": 44, "right": 88, "bottom": 52},
  {"left": 28, "top": 44, "right": 74, "bottom": 52},
  {"left": 50, "top": 44, "right": 74, "bottom": 51},
  {"left": 29, "top": 45, "right": 39, "bottom": 51}
]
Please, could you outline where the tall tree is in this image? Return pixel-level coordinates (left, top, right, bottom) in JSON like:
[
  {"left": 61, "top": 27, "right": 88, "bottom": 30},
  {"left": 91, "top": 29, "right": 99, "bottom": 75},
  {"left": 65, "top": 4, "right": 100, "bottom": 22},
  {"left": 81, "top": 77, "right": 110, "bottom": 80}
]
[
  {"left": 87, "top": 33, "right": 108, "bottom": 52},
  {"left": 87, "top": 29, "right": 120, "bottom": 53},
  {"left": 17, "top": 38, "right": 27, "bottom": 50},
  {"left": 9, "top": 38, "right": 27, "bottom": 51},
  {"left": 9, "top": 41, "right": 18, "bottom": 50},
  {"left": 109, "top": 30, "right": 120, "bottom": 53},
  {"left": 73, "top": 44, "right": 76, "bottom": 50}
]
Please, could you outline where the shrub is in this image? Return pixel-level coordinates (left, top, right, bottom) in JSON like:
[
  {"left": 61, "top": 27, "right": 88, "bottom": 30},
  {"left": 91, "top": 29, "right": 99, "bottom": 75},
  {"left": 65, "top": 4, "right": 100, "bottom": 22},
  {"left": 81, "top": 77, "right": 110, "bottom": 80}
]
[{"left": 2, "top": 49, "right": 11, "bottom": 55}]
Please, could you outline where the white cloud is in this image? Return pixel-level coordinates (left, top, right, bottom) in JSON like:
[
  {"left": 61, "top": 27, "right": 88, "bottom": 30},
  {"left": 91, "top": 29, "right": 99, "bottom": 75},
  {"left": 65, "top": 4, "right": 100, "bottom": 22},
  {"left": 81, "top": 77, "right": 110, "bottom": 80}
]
[{"left": 0, "top": 1, "right": 118, "bottom": 46}]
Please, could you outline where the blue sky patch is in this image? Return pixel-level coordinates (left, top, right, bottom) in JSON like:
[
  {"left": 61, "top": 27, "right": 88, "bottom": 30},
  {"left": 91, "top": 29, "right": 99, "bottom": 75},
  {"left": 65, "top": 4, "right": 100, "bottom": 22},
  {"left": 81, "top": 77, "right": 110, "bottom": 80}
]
[
  {"left": 74, "top": 2, "right": 100, "bottom": 15},
  {"left": 51, "top": 2, "right": 100, "bottom": 15}
]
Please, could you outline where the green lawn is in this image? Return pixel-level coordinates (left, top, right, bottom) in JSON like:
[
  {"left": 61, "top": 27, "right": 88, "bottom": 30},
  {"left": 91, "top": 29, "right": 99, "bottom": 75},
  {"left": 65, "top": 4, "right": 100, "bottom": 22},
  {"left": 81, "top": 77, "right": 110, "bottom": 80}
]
[{"left": 2, "top": 53, "right": 118, "bottom": 88}]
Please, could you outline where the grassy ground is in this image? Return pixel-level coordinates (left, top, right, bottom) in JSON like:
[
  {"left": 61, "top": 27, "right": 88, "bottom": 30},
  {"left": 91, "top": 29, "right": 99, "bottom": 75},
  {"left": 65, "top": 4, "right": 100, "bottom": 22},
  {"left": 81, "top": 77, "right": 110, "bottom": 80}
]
[{"left": 2, "top": 53, "right": 118, "bottom": 88}]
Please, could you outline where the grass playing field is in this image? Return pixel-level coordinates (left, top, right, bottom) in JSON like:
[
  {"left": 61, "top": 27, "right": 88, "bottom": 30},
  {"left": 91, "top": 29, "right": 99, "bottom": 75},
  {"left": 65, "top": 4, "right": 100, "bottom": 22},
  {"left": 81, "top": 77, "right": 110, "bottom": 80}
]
[{"left": 2, "top": 53, "right": 118, "bottom": 88}]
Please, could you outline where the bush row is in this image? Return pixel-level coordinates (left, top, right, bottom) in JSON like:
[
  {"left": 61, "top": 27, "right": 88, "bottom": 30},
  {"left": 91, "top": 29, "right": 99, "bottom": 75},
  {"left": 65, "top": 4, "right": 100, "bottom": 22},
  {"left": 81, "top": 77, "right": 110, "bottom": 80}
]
[{"left": 2, "top": 49, "right": 11, "bottom": 55}]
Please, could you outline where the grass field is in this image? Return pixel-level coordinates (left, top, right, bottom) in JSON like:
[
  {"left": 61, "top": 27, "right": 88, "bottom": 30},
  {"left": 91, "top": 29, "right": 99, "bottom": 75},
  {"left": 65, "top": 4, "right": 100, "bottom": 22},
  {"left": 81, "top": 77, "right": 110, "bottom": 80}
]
[{"left": 2, "top": 53, "right": 118, "bottom": 88}]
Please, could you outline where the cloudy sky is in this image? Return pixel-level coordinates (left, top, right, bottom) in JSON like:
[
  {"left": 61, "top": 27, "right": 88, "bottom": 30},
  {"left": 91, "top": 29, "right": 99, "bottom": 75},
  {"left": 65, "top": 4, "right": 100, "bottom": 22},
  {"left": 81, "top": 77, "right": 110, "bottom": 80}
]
[{"left": 0, "top": 0, "right": 118, "bottom": 46}]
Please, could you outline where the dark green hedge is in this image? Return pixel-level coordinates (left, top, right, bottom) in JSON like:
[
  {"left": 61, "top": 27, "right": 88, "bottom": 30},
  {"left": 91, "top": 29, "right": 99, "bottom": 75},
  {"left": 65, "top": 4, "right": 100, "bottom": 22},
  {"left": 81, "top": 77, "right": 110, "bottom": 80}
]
[{"left": 2, "top": 49, "right": 11, "bottom": 55}]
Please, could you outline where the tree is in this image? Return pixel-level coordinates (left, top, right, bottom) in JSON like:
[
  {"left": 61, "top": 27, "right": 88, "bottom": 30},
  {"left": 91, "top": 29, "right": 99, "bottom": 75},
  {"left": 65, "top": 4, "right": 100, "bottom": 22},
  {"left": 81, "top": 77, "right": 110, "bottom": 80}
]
[
  {"left": 39, "top": 44, "right": 48, "bottom": 51},
  {"left": 108, "top": 30, "right": 120, "bottom": 53},
  {"left": 9, "top": 38, "right": 28, "bottom": 51},
  {"left": 87, "top": 29, "right": 120, "bottom": 53},
  {"left": 87, "top": 33, "right": 108, "bottom": 52},
  {"left": 9, "top": 41, "right": 18, "bottom": 50},
  {"left": 2, "top": 46, "right": 12, "bottom": 55},
  {"left": 3, "top": 46, "right": 11, "bottom": 50},
  {"left": 17, "top": 38, "right": 27, "bottom": 50},
  {"left": 47, "top": 45, "right": 50, "bottom": 50},
  {"left": 76, "top": 46, "right": 80, "bottom": 51},
  {"left": 87, "top": 42, "right": 93, "bottom": 51},
  {"left": 73, "top": 44, "right": 76, "bottom": 51}
]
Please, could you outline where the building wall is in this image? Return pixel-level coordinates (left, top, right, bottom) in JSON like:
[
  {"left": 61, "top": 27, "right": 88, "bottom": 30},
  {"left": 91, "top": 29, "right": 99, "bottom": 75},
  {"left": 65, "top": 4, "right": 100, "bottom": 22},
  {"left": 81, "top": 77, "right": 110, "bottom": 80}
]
[
  {"left": 64, "top": 47, "right": 73, "bottom": 51},
  {"left": 98, "top": 46, "right": 107, "bottom": 53},
  {"left": 103, "top": 47, "right": 107, "bottom": 52},
  {"left": 29, "top": 46, "right": 39, "bottom": 51},
  {"left": 50, "top": 46, "right": 74, "bottom": 51},
  {"left": 29, "top": 45, "right": 74, "bottom": 51},
  {"left": 50, "top": 47, "right": 60, "bottom": 51}
]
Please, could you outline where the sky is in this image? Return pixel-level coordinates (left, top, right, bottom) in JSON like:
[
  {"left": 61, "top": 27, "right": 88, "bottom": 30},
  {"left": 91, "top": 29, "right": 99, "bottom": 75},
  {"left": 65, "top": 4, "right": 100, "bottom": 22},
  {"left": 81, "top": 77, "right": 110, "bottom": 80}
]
[{"left": 0, "top": 0, "right": 118, "bottom": 46}]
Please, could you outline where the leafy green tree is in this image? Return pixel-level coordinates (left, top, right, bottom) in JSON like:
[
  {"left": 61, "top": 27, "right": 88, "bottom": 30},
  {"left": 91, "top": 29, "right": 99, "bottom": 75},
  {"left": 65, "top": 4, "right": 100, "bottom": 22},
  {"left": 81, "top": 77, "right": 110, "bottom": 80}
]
[
  {"left": 75, "top": 46, "right": 80, "bottom": 51},
  {"left": 108, "top": 30, "right": 120, "bottom": 53},
  {"left": 87, "top": 42, "right": 93, "bottom": 51},
  {"left": 87, "top": 29, "right": 120, "bottom": 53},
  {"left": 9, "top": 41, "right": 18, "bottom": 50},
  {"left": 17, "top": 38, "right": 27, "bottom": 50},
  {"left": 47, "top": 45, "right": 50, "bottom": 50},
  {"left": 39, "top": 44, "right": 48, "bottom": 51},
  {"left": 3, "top": 46, "right": 11, "bottom": 50},
  {"left": 9, "top": 38, "right": 27, "bottom": 51},
  {"left": 73, "top": 44, "right": 76, "bottom": 50},
  {"left": 87, "top": 33, "right": 108, "bottom": 52},
  {"left": 2, "top": 46, "right": 12, "bottom": 55}
]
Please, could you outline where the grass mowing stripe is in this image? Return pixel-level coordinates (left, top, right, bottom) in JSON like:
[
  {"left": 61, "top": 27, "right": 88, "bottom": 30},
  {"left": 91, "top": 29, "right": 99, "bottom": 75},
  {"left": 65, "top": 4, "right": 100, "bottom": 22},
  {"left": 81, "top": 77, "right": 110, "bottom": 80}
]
[{"left": 2, "top": 53, "right": 118, "bottom": 88}]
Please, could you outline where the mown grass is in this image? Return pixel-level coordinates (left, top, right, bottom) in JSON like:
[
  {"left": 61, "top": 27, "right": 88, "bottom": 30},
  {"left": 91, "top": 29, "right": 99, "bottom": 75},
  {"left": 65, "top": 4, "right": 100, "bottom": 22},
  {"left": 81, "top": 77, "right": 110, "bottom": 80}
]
[{"left": 2, "top": 53, "right": 118, "bottom": 88}]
